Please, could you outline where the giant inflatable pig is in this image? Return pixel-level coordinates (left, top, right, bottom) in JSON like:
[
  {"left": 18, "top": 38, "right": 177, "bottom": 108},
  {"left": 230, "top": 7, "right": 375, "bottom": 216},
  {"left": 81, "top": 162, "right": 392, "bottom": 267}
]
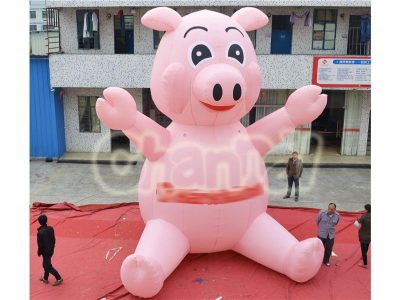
[{"left": 96, "top": 7, "right": 327, "bottom": 298}]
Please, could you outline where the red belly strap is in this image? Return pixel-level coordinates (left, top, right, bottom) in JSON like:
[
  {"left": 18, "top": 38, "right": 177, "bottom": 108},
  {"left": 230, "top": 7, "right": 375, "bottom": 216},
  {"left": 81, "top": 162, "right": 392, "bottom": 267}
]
[{"left": 156, "top": 182, "right": 263, "bottom": 204}]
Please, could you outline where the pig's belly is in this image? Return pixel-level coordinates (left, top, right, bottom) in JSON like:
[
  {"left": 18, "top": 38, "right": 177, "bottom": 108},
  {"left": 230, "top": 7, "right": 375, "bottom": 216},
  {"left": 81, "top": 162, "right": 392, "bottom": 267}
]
[{"left": 137, "top": 123, "right": 269, "bottom": 253}]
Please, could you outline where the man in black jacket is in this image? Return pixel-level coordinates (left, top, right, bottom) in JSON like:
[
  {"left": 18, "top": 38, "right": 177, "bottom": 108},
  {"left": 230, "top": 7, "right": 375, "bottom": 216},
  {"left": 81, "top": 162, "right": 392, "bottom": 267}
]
[
  {"left": 283, "top": 151, "right": 303, "bottom": 201},
  {"left": 37, "top": 214, "right": 63, "bottom": 286}
]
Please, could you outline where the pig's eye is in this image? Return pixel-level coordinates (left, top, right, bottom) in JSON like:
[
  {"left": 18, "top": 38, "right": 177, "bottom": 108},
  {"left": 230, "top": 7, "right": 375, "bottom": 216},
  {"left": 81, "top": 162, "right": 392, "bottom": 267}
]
[
  {"left": 191, "top": 44, "right": 212, "bottom": 66},
  {"left": 228, "top": 44, "right": 244, "bottom": 64}
]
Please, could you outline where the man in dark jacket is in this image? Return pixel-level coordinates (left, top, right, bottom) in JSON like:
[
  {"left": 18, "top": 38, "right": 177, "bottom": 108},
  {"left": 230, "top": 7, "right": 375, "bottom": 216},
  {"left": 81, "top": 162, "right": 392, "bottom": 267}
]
[
  {"left": 283, "top": 151, "right": 303, "bottom": 201},
  {"left": 354, "top": 204, "right": 371, "bottom": 268},
  {"left": 37, "top": 214, "right": 63, "bottom": 286}
]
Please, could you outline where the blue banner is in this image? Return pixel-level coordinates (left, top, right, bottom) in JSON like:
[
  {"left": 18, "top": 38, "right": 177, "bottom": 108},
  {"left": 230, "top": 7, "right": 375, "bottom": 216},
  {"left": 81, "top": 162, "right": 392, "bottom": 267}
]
[{"left": 332, "top": 59, "right": 371, "bottom": 65}]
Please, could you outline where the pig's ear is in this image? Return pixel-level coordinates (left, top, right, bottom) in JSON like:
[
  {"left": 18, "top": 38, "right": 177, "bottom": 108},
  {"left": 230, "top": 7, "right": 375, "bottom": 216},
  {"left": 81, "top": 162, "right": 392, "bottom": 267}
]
[
  {"left": 142, "top": 7, "right": 182, "bottom": 32},
  {"left": 231, "top": 7, "right": 269, "bottom": 31}
]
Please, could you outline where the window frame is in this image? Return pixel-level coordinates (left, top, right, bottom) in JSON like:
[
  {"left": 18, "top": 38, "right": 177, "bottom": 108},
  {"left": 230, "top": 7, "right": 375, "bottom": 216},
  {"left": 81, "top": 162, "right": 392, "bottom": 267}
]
[
  {"left": 78, "top": 96, "right": 101, "bottom": 133},
  {"left": 312, "top": 9, "right": 338, "bottom": 50},
  {"left": 76, "top": 9, "right": 101, "bottom": 50},
  {"left": 30, "top": 25, "right": 37, "bottom": 32},
  {"left": 30, "top": 11, "right": 36, "bottom": 19},
  {"left": 42, "top": 10, "right": 47, "bottom": 19},
  {"left": 43, "top": 25, "right": 54, "bottom": 31},
  {"left": 114, "top": 15, "right": 135, "bottom": 54}
]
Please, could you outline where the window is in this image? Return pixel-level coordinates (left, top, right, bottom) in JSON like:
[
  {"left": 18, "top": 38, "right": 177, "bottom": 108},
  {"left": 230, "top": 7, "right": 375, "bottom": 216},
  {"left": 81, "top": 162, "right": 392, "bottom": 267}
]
[
  {"left": 42, "top": 10, "right": 47, "bottom": 19},
  {"left": 43, "top": 25, "right": 54, "bottom": 31},
  {"left": 114, "top": 15, "right": 134, "bottom": 54},
  {"left": 30, "top": 25, "right": 37, "bottom": 32},
  {"left": 78, "top": 96, "right": 101, "bottom": 132},
  {"left": 76, "top": 10, "right": 100, "bottom": 50},
  {"left": 153, "top": 30, "right": 165, "bottom": 50},
  {"left": 312, "top": 9, "right": 337, "bottom": 50},
  {"left": 30, "top": 11, "right": 36, "bottom": 19}
]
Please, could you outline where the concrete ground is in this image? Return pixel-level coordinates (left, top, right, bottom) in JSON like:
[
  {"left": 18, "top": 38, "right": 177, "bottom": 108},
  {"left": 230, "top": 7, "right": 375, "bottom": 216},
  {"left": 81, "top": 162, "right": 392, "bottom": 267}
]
[{"left": 30, "top": 160, "right": 370, "bottom": 212}]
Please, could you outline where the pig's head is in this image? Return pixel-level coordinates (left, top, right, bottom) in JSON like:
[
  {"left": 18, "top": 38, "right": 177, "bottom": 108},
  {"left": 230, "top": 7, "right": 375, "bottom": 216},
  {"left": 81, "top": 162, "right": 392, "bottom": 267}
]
[{"left": 142, "top": 7, "right": 268, "bottom": 126}]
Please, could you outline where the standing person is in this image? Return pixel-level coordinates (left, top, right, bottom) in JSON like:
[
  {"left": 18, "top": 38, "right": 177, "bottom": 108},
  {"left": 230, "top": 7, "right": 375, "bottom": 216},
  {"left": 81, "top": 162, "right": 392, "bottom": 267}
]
[
  {"left": 316, "top": 203, "right": 340, "bottom": 267},
  {"left": 37, "top": 214, "right": 63, "bottom": 286},
  {"left": 283, "top": 151, "right": 303, "bottom": 201},
  {"left": 354, "top": 204, "right": 371, "bottom": 268}
]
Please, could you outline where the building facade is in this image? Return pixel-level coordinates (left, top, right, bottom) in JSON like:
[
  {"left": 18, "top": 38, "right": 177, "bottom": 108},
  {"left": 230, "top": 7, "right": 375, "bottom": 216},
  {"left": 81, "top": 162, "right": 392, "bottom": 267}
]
[
  {"left": 30, "top": 0, "right": 48, "bottom": 55},
  {"left": 46, "top": 0, "right": 371, "bottom": 156},
  {"left": 30, "top": 0, "right": 48, "bottom": 32}
]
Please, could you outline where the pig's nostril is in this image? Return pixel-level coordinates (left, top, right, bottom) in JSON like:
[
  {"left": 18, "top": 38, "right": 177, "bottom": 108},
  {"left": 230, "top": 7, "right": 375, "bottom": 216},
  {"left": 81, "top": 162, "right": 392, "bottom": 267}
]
[
  {"left": 233, "top": 84, "right": 242, "bottom": 101},
  {"left": 213, "top": 84, "right": 223, "bottom": 101}
]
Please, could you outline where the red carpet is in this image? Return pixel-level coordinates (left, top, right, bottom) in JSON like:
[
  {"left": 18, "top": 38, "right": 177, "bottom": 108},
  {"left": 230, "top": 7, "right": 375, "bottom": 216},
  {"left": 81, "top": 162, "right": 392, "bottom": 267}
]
[{"left": 30, "top": 202, "right": 370, "bottom": 299}]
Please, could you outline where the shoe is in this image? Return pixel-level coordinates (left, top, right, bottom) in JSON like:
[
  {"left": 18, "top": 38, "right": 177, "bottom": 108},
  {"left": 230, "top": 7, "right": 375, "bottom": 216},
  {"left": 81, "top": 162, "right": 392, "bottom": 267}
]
[
  {"left": 295, "top": 197, "right": 299, "bottom": 201},
  {"left": 324, "top": 262, "right": 331, "bottom": 267},
  {"left": 53, "top": 278, "right": 63, "bottom": 286},
  {"left": 40, "top": 277, "right": 49, "bottom": 284},
  {"left": 358, "top": 263, "right": 368, "bottom": 269},
  {"left": 283, "top": 195, "right": 290, "bottom": 199}
]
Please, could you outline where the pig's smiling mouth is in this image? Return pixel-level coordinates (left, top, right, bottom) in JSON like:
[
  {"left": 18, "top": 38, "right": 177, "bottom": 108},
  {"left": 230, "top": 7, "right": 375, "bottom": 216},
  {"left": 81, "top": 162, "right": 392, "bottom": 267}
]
[{"left": 200, "top": 101, "right": 236, "bottom": 111}]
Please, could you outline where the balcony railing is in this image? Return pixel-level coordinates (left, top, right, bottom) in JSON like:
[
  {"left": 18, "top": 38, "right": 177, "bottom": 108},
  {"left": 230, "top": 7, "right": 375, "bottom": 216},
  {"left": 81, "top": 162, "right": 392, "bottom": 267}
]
[
  {"left": 347, "top": 26, "right": 370, "bottom": 55},
  {"left": 45, "top": 8, "right": 62, "bottom": 54}
]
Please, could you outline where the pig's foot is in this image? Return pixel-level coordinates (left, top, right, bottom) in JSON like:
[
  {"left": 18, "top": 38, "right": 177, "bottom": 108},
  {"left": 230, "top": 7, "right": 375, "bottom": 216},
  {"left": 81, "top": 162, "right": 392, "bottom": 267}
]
[
  {"left": 121, "top": 254, "right": 164, "bottom": 298},
  {"left": 121, "top": 219, "right": 190, "bottom": 297},
  {"left": 284, "top": 238, "right": 324, "bottom": 282}
]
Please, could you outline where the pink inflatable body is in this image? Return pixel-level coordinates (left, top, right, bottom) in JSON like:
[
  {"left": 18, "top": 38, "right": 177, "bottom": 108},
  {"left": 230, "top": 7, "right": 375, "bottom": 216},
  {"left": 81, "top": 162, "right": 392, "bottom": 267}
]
[{"left": 96, "top": 7, "right": 327, "bottom": 298}]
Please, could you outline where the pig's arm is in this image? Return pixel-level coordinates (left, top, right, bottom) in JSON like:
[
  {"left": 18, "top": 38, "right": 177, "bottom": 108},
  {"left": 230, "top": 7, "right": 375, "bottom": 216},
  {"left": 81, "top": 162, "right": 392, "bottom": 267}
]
[
  {"left": 246, "top": 108, "right": 295, "bottom": 156},
  {"left": 122, "top": 114, "right": 170, "bottom": 161},
  {"left": 246, "top": 85, "right": 327, "bottom": 156},
  {"left": 96, "top": 87, "right": 170, "bottom": 161}
]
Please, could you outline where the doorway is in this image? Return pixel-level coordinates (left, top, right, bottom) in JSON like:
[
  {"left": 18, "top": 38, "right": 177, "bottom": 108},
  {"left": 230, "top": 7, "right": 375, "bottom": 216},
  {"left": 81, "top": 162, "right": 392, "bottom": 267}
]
[
  {"left": 114, "top": 15, "right": 134, "bottom": 54},
  {"left": 310, "top": 91, "right": 345, "bottom": 154},
  {"left": 271, "top": 15, "right": 293, "bottom": 54},
  {"left": 111, "top": 129, "right": 130, "bottom": 152}
]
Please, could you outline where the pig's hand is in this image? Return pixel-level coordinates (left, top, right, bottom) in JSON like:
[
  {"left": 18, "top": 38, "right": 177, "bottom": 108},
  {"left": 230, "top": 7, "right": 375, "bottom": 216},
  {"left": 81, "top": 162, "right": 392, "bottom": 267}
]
[
  {"left": 284, "top": 85, "right": 327, "bottom": 126},
  {"left": 96, "top": 87, "right": 137, "bottom": 130}
]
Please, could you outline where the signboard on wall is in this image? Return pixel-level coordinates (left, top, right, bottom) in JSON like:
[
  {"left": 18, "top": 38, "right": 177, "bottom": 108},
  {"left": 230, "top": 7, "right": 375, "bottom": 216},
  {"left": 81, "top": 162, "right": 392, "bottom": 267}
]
[{"left": 312, "top": 56, "right": 371, "bottom": 88}]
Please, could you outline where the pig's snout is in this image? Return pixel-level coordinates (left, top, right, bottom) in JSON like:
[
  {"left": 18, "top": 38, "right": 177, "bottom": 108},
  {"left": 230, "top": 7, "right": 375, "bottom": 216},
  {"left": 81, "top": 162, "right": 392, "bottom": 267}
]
[
  {"left": 212, "top": 83, "right": 242, "bottom": 102},
  {"left": 194, "top": 64, "right": 246, "bottom": 110}
]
